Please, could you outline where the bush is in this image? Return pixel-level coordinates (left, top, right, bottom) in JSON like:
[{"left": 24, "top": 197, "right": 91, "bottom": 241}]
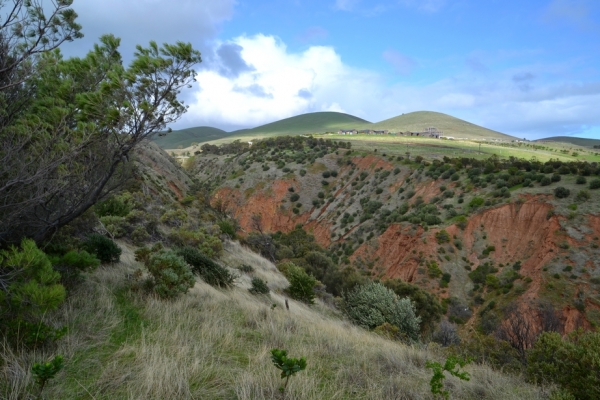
[
  {"left": 343, "top": 282, "right": 421, "bottom": 341},
  {"left": 176, "top": 246, "right": 234, "bottom": 288},
  {"left": 576, "top": 176, "right": 587, "bottom": 184},
  {"left": 82, "top": 234, "right": 122, "bottom": 263},
  {"left": 290, "top": 193, "right": 300, "bottom": 202},
  {"left": 217, "top": 220, "right": 237, "bottom": 237},
  {"left": 435, "top": 230, "right": 451, "bottom": 244},
  {"left": 279, "top": 262, "right": 317, "bottom": 304},
  {"left": 528, "top": 331, "right": 600, "bottom": 400},
  {"left": 540, "top": 176, "right": 552, "bottom": 186},
  {"left": 554, "top": 187, "right": 571, "bottom": 199},
  {"left": 0, "top": 239, "right": 67, "bottom": 347},
  {"left": 384, "top": 279, "right": 444, "bottom": 333},
  {"left": 249, "top": 277, "right": 270, "bottom": 295},
  {"left": 95, "top": 195, "right": 131, "bottom": 217},
  {"left": 53, "top": 250, "right": 100, "bottom": 289},
  {"left": 576, "top": 189, "right": 591, "bottom": 201},
  {"left": 145, "top": 250, "right": 195, "bottom": 299},
  {"left": 469, "top": 197, "right": 485, "bottom": 209},
  {"left": 590, "top": 179, "right": 600, "bottom": 189}
]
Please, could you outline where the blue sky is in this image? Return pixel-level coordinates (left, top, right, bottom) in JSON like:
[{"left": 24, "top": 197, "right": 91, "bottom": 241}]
[{"left": 60, "top": 0, "right": 600, "bottom": 140}]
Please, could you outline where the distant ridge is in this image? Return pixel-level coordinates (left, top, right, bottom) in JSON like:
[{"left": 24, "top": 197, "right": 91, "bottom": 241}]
[
  {"left": 152, "top": 126, "right": 232, "bottom": 149},
  {"left": 535, "top": 136, "right": 600, "bottom": 147},
  {"left": 155, "top": 110, "right": 515, "bottom": 149}
]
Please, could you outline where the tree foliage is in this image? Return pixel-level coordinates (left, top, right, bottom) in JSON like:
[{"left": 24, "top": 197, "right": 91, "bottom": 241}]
[
  {"left": 528, "top": 330, "right": 600, "bottom": 400},
  {"left": 0, "top": 1, "right": 201, "bottom": 245}
]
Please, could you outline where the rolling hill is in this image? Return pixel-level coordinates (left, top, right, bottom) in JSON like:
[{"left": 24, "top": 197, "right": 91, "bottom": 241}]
[
  {"left": 155, "top": 111, "right": 516, "bottom": 149},
  {"left": 152, "top": 126, "right": 232, "bottom": 149},
  {"left": 536, "top": 136, "right": 600, "bottom": 147},
  {"left": 368, "top": 111, "right": 516, "bottom": 140},
  {"left": 229, "top": 111, "right": 370, "bottom": 136}
]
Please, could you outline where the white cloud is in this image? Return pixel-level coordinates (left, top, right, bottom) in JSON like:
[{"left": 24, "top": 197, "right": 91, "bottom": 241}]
[
  {"left": 182, "top": 34, "right": 600, "bottom": 140},
  {"left": 186, "top": 34, "right": 383, "bottom": 128}
]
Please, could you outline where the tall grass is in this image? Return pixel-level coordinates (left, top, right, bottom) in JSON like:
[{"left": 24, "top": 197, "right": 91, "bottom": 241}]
[{"left": 1, "top": 242, "right": 545, "bottom": 399}]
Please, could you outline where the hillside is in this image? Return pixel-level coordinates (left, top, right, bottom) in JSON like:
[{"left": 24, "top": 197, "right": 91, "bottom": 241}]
[
  {"left": 152, "top": 126, "right": 232, "bottom": 149},
  {"left": 369, "top": 111, "right": 516, "bottom": 140},
  {"left": 229, "top": 111, "right": 370, "bottom": 137},
  {"left": 536, "top": 136, "right": 600, "bottom": 147},
  {"left": 158, "top": 111, "right": 516, "bottom": 151},
  {"left": 2, "top": 241, "right": 544, "bottom": 399},
  {"left": 191, "top": 136, "right": 600, "bottom": 335}
]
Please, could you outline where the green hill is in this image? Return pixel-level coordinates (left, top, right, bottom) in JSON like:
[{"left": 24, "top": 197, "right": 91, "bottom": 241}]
[
  {"left": 152, "top": 126, "right": 231, "bottom": 149},
  {"left": 367, "top": 111, "right": 515, "bottom": 140},
  {"left": 229, "top": 111, "right": 370, "bottom": 137},
  {"left": 157, "top": 111, "right": 515, "bottom": 149},
  {"left": 536, "top": 136, "right": 600, "bottom": 147}
]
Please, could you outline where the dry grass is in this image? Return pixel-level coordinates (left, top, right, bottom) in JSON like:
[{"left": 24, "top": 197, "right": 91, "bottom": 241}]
[{"left": 1, "top": 242, "right": 545, "bottom": 399}]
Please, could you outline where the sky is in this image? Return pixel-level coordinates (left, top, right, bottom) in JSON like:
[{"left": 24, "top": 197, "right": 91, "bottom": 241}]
[{"left": 57, "top": 0, "right": 600, "bottom": 140}]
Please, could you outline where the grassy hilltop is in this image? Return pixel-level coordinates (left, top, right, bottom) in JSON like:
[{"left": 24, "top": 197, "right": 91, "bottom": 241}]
[{"left": 156, "top": 111, "right": 517, "bottom": 150}]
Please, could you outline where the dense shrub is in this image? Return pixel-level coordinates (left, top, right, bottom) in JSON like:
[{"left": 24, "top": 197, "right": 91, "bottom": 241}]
[
  {"left": 469, "top": 197, "right": 485, "bottom": 209},
  {"left": 383, "top": 279, "right": 444, "bottom": 334},
  {"left": 554, "top": 187, "right": 570, "bottom": 199},
  {"left": 343, "top": 282, "right": 421, "bottom": 341},
  {"left": 290, "top": 193, "right": 300, "bottom": 202},
  {"left": 82, "top": 234, "right": 122, "bottom": 263},
  {"left": 0, "top": 239, "right": 67, "bottom": 347},
  {"left": 528, "top": 331, "right": 600, "bottom": 400},
  {"left": 540, "top": 176, "right": 552, "bottom": 186},
  {"left": 590, "top": 179, "right": 600, "bottom": 189},
  {"left": 53, "top": 250, "right": 100, "bottom": 289},
  {"left": 249, "top": 277, "right": 270, "bottom": 295},
  {"left": 435, "top": 230, "right": 451, "bottom": 244},
  {"left": 145, "top": 250, "right": 195, "bottom": 299},
  {"left": 95, "top": 194, "right": 132, "bottom": 217},
  {"left": 176, "top": 246, "right": 234, "bottom": 287},
  {"left": 278, "top": 262, "right": 317, "bottom": 304}
]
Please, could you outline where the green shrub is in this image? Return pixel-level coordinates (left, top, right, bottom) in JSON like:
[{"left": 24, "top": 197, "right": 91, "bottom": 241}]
[
  {"left": 145, "top": 250, "right": 195, "bottom": 298},
  {"left": 176, "top": 246, "right": 234, "bottom": 288},
  {"left": 131, "top": 226, "right": 151, "bottom": 245},
  {"left": 95, "top": 195, "right": 131, "bottom": 217},
  {"left": 435, "top": 230, "right": 451, "bottom": 244},
  {"left": 469, "top": 197, "right": 485, "bottom": 209},
  {"left": 99, "top": 215, "right": 128, "bottom": 238},
  {"left": 528, "top": 331, "right": 600, "bottom": 400},
  {"left": 290, "top": 193, "right": 300, "bottom": 202},
  {"left": 279, "top": 262, "right": 317, "bottom": 304},
  {"left": 541, "top": 176, "right": 552, "bottom": 186},
  {"left": 576, "top": 176, "right": 587, "bottom": 184},
  {"left": 0, "top": 239, "right": 67, "bottom": 348},
  {"left": 590, "top": 179, "right": 600, "bottom": 189},
  {"left": 249, "top": 277, "right": 270, "bottom": 295},
  {"left": 343, "top": 282, "right": 421, "bottom": 341},
  {"left": 554, "top": 187, "right": 570, "bottom": 199},
  {"left": 53, "top": 250, "right": 100, "bottom": 289},
  {"left": 82, "top": 234, "right": 122, "bottom": 263},
  {"left": 217, "top": 220, "right": 237, "bottom": 237}
]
